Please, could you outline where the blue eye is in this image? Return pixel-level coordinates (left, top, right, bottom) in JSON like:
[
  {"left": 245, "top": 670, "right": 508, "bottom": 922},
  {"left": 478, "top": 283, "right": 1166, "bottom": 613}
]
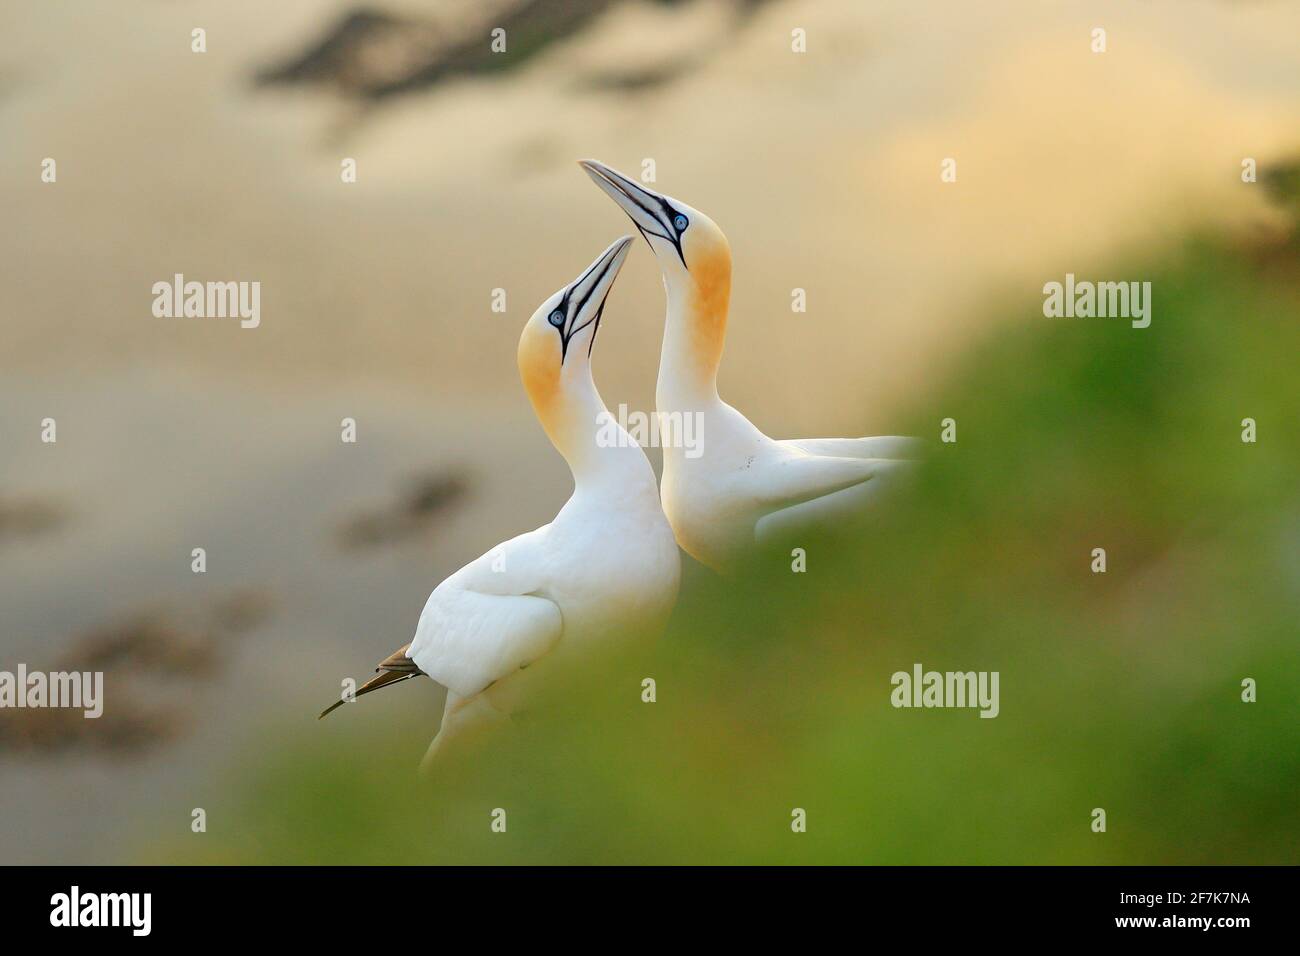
[
  {"left": 548, "top": 310, "right": 565, "bottom": 327},
  {"left": 673, "top": 213, "right": 689, "bottom": 231}
]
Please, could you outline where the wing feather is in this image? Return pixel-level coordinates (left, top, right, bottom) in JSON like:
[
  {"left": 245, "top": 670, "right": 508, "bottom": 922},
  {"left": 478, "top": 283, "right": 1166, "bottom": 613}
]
[
  {"left": 408, "top": 589, "right": 562, "bottom": 699},
  {"left": 780, "top": 436, "right": 926, "bottom": 460},
  {"left": 738, "top": 453, "right": 882, "bottom": 513}
]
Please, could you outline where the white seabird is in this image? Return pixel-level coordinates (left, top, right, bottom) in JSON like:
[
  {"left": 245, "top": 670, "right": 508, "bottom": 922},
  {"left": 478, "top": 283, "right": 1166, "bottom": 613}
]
[
  {"left": 320, "top": 236, "right": 681, "bottom": 770},
  {"left": 579, "top": 160, "right": 924, "bottom": 573}
]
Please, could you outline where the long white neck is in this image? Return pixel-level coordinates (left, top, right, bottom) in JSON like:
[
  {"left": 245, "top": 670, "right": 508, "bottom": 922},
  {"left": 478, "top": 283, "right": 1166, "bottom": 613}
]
[
  {"left": 655, "top": 271, "right": 727, "bottom": 415},
  {"left": 547, "top": 364, "right": 658, "bottom": 499}
]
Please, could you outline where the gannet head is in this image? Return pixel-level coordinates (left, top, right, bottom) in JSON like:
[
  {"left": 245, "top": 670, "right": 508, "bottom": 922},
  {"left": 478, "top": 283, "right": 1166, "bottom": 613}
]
[
  {"left": 578, "top": 159, "right": 731, "bottom": 292},
  {"left": 518, "top": 235, "right": 634, "bottom": 424},
  {"left": 579, "top": 160, "right": 731, "bottom": 387}
]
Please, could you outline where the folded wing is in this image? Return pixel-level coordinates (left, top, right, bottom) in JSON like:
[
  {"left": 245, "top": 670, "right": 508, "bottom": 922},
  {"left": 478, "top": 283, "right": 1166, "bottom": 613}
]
[{"left": 408, "top": 588, "right": 563, "bottom": 699}]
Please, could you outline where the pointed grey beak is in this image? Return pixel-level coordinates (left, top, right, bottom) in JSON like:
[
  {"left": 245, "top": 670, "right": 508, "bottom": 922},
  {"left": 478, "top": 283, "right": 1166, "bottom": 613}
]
[
  {"left": 579, "top": 159, "right": 680, "bottom": 248},
  {"left": 573, "top": 234, "right": 634, "bottom": 314},
  {"left": 560, "top": 235, "right": 634, "bottom": 359}
]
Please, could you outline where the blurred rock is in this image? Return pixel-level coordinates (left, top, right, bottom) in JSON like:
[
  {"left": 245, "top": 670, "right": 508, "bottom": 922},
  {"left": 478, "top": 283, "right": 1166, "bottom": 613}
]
[
  {"left": 256, "top": 2, "right": 617, "bottom": 100},
  {"left": 55, "top": 615, "right": 220, "bottom": 679},
  {"left": 255, "top": 0, "right": 780, "bottom": 100},
  {"left": 0, "top": 593, "right": 273, "bottom": 758},
  {"left": 338, "top": 469, "right": 469, "bottom": 550},
  {"left": 0, "top": 496, "right": 67, "bottom": 542},
  {"left": 0, "top": 696, "right": 185, "bottom": 756}
]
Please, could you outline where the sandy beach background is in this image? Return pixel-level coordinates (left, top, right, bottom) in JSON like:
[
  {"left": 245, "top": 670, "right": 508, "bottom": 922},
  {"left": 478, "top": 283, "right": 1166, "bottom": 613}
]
[{"left": 2, "top": 0, "right": 1298, "bottom": 863}]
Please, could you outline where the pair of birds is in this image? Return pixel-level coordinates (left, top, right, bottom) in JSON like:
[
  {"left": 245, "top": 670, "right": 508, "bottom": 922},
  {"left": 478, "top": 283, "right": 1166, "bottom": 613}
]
[{"left": 320, "top": 160, "right": 922, "bottom": 767}]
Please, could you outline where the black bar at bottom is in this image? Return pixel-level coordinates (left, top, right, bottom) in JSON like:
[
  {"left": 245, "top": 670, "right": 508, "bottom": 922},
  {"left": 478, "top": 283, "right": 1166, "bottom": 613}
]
[{"left": 0, "top": 865, "right": 1291, "bottom": 941}]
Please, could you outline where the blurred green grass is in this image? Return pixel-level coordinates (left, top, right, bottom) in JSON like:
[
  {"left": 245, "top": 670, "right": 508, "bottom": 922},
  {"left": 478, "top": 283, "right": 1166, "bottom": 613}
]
[{"left": 150, "top": 231, "right": 1300, "bottom": 865}]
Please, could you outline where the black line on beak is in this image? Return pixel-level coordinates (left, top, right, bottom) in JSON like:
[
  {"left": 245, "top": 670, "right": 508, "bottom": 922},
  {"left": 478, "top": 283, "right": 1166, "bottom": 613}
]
[
  {"left": 582, "top": 161, "right": 688, "bottom": 269},
  {"left": 557, "top": 239, "right": 628, "bottom": 363}
]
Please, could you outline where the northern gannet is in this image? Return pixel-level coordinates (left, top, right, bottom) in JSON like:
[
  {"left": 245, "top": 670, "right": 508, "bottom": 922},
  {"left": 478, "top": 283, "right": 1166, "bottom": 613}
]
[
  {"left": 320, "top": 237, "right": 681, "bottom": 769},
  {"left": 579, "top": 160, "right": 924, "bottom": 572}
]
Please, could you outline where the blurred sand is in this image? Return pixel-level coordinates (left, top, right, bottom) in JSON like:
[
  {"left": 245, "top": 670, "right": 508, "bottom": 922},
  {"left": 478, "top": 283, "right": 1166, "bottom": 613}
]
[{"left": 1, "top": 0, "right": 1298, "bottom": 862}]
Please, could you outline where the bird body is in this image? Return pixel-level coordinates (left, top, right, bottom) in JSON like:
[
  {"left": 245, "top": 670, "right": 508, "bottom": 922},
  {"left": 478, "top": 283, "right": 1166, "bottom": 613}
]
[
  {"left": 580, "top": 160, "right": 924, "bottom": 572},
  {"left": 321, "top": 237, "right": 679, "bottom": 768},
  {"left": 411, "top": 458, "right": 678, "bottom": 749}
]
